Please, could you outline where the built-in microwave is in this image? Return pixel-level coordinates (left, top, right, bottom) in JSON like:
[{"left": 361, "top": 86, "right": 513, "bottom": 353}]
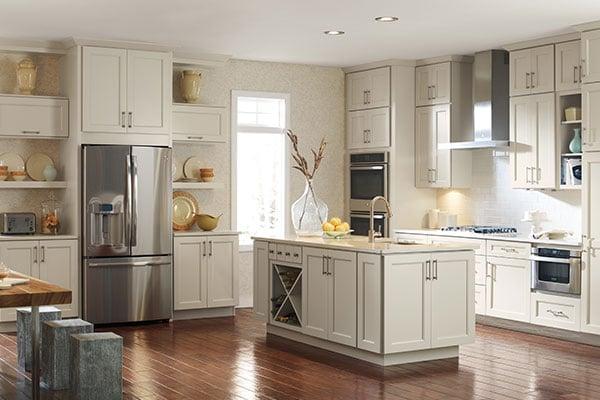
[
  {"left": 531, "top": 246, "right": 581, "bottom": 295},
  {"left": 349, "top": 152, "right": 388, "bottom": 212}
]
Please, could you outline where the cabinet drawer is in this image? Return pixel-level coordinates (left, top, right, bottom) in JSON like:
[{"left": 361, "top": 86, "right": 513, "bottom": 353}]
[
  {"left": 530, "top": 292, "right": 580, "bottom": 331},
  {"left": 0, "top": 95, "right": 68, "bottom": 138},
  {"left": 487, "top": 240, "right": 531, "bottom": 259},
  {"left": 288, "top": 246, "right": 302, "bottom": 263},
  {"left": 274, "top": 244, "right": 302, "bottom": 264},
  {"left": 475, "top": 285, "right": 486, "bottom": 315},
  {"left": 430, "top": 236, "right": 486, "bottom": 255},
  {"left": 172, "top": 105, "right": 226, "bottom": 142}
]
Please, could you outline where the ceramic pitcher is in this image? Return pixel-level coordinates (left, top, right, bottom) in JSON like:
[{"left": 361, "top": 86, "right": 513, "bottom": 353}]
[
  {"left": 16, "top": 58, "right": 37, "bottom": 95},
  {"left": 180, "top": 70, "right": 201, "bottom": 103}
]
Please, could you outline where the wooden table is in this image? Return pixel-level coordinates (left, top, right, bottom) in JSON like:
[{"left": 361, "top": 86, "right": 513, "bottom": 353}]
[{"left": 0, "top": 273, "right": 71, "bottom": 400}]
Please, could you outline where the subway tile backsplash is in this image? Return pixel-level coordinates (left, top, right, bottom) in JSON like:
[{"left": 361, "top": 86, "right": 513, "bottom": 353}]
[{"left": 437, "top": 149, "right": 581, "bottom": 236}]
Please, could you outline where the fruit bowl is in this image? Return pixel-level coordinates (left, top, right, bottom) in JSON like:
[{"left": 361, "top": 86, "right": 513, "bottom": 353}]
[{"left": 323, "top": 230, "right": 354, "bottom": 239}]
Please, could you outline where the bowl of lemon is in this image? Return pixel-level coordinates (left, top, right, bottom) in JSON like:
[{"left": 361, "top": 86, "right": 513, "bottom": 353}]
[{"left": 322, "top": 217, "right": 353, "bottom": 239}]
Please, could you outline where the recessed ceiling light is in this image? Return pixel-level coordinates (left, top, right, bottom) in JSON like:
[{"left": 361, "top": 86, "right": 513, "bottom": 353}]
[
  {"left": 324, "top": 30, "right": 345, "bottom": 36},
  {"left": 375, "top": 16, "right": 398, "bottom": 22}
]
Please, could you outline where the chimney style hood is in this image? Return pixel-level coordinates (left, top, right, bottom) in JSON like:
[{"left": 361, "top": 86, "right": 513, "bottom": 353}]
[{"left": 442, "top": 50, "right": 509, "bottom": 149}]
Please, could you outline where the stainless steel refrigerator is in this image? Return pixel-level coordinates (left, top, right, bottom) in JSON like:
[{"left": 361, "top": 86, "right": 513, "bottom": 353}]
[{"left": 82, "top": 145, "right": 172, "bottom": 324}]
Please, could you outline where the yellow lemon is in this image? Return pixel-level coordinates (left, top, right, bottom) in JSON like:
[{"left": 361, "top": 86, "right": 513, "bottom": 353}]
[
  {"left": 339, "top": 222, "right": 350, "bottom": 232},
  {"left": 322, "top": 222, "right": 335, "bottom": 232},
  {"left": 329, "top": 217, "right": 342, "bottom": 226}
]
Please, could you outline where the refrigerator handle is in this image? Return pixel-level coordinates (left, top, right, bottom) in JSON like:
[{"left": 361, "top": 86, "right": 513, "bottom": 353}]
[
  {"left": 131, "top": 155, "right": 139, "bottom": 247},
  {"left": 126, "top": 154, "right": 133, "bottom": 248}
]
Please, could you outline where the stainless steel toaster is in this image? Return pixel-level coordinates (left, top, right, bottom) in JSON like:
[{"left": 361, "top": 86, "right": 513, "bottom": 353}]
[{"left": 0, "top": 212, "right": 36, "bottom": 235}]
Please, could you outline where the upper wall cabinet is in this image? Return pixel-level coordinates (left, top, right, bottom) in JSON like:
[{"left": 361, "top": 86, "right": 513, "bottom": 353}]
[
  {"left": 509, "top": 45, "right": 554, "bottom": 96},
  {"left": 347, "top": 107, "right": 390, "bottom": 149},
  {"left": 581, "top": 30, "right": 600, "bottom": 84},
  {"left": 0, "top": 95, "right": 68, "bottom": 138},
  {"left": 172, "top": 104, "right": 227, "bottom": 143},
  {"left": 582, "top": 82, "right": 600, "bottom": 152},
  {"left": 346, "top": 67, "right": 390, "bottom": 111},
  {"left": 82, "top": 46, "right": 171, "bottom": 135},
  {"left": 555, "top": 41, "right": 582, "bottom": 91},
  {"left": 415, "top": 62, "right": 451, "bottom": 106}
]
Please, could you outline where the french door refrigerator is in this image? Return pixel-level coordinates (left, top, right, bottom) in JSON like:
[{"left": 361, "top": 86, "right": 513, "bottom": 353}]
[{"left": 82, "top": 145, "right": 172, "bottom": 324}]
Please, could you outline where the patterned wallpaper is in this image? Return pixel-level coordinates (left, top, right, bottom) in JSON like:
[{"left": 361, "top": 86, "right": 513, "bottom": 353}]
[{"left": 0, "top": 53, "right": 60, "bottom": 96}]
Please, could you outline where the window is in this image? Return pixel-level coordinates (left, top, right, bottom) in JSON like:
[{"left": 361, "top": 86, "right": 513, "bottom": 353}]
[{"left": 232, "top": 91, "right": 290, "bottom": 246}]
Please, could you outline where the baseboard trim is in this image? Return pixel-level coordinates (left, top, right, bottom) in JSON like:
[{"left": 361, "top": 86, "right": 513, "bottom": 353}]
[
  {"left": 173, "top": 307, "right": 235, "bottom": 321},
  {"left": 477, "top": 315, "right": 600, "bottom": 347},
  {"left": 266, "top": 324, "right": 458, "bottom": 366}
]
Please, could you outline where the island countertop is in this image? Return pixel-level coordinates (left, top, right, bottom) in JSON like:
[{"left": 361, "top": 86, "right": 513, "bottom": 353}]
[{"left": 252, "top": 234, "right": 478, "bottom": 255}]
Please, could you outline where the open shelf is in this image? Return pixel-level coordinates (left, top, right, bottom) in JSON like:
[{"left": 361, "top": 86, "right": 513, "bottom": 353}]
[
  {"left": 561, "top": 120, "right": 582, "bottom": 125},
  {"left": 560, "top": 184, "right": 582, "bottom": 190},
  {"left": 0, "top": 181, "right": 67, "bottom": 189},
  {"left": 172, "top": 182, "right": 223, "bottom": 190},
  {"left": 271, "top": 263, "right": 303, "bottom": 329},
  {"left": 561, "top": 153, "right": 583, "bottom": 157}
]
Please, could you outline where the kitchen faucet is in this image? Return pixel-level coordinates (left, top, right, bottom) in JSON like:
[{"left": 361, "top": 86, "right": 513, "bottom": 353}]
[{"left": 369, "top": 196, "right": 393, "bottom": 243}]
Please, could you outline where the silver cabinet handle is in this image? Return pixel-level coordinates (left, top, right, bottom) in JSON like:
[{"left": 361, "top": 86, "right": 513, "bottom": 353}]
[
  {"left": 579, "top": 64, "right": 583, "bottom": 82},
  {"left": 574, "top": 66, "right": 579, "bottom": 84},
  {"left": 365, "top": 90, "right": 371, "bottom": 104},
  {"left": 525, "top": 72, "right": 530, "bottom": 89},
  {"left": 322, "top": 255, "right": 326, "bottom": 275},
  {"left": 40, "top": 246, "right": 45, "bottom": 263},
  {"left": 284, "top": 251, "right": 291, "bottom": 256},
  {"left": 365, "top": 129, "right": 371, "bottom": 143},
  {"left": 21, "top": 130, "right": 40, "bottom": 135},
  {"left": 327, "top": 256, "right": 332, "bottom": 276},
  {"left": 531, "top": 71, "right": 536, "bottom": 88},
  {"left": 432, "top": 259, "right": 438, "bottom": 280},
  {"left": 209, "top": 240, "right": 213, "bottom": 256},
  {"left": 363, "top": 90, "right": 368, "bottom": 104},
  {"left": 425, "top": 260, "right": 431, "bottom": 280},
  {"left": 428, "top": 86, "right": 432, "bottom": 100},
  {"left": 33, "top": 246, "right": 37, "bottom": 264},
  {"left": 128, "top": 112, "right": 133, "bottom": 128},
  {"left": 536, "top": 167, "right": 541, "bottom": 183},
  {"left": 186, "top": 136, "right": 204, "bottom": 140},
  {"left": 363, "top": 130, "right": 368, "bottom": 143},
  {"left": 493, "top": 264, "right": 497, "bottom": 281},
  {"left": 203, "top": 242, "right": 207, "bottom": 257},
  {"left": 581, "top": 59, "right": 586, "bottom": 78},
  {"left": 432, "top": 168, "right": 437, "bottom": 183},
  {"left": 121, "top": 111, "right": 126, "bottom": 128},
  {"left": 547, "top": 309, "right": 568, "bottom": 319},
  {"left": 525, "top": 167, "right": 531, "bottom": 184},
  {"left": 433, "top": 85, "right": 437, "bottom": 99}
]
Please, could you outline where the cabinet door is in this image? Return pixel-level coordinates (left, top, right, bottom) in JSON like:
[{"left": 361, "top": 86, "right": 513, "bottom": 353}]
[
  {"left": 415, "top": 65, "right": 432, "bottom": 107},
  {"left": 0, "top": 96, "right": 68, "bottom": 138},
  {"left": 346, "top": 71, "right": 371, "bottom": 111},
  {"left": 366, "top": 107, "right": 390, "bottom": 148},
  {"left": 368, "top": 67, "right": 391, "bottom": 109},
  {"left": 582, "top": 30, "right": 600, "bottom": 84},
  {"left": 486, "top": 256, "right": 531, "bottom": 322},
  {"left": 302, "top": 247, "right": 328, "bottom": 339},
  {"left": 357, "top": 253, "right": 381, "bottom": 353},
  {"left": 346, "top": 68, "right": 390, "bottom": 111},
  {"left": 431, "top": 104, "right": 451, "bottom": 188},
  {"left": 207, "top": 236, "right": 238, "bottom": 308},
  {"left": 582, "top": 82, "right": 600, "bottom": 152},
  {"left": 474, "top": 255, "right": 487, "bottom": 286},
  {"left": 327, "top": 250, "right": 357, "bottom": 347},
  {"left": 346, "top": 110, "right": 368, "bottom": 149},
  {"left": 173, "top": 237, "right": 207, "bottom": 310},
  {"left": 582, "top": 152, "right": 600, "bottom": 334},
  {"left": 509, "top": 49, "right": 532, "bottom": 96},
  {"left": 253, "top": 241, "right": 269, "bottom": 321},
  {"left": 532, "top": 93, "right": 556, "bottom": 188},
  {"left": 430, "top": 63, "right": 451, "bottom": 105},
  {"left": 126, "top": 50, "right": 171, "bottom": 134},
  {"left": 0, "top": 241, "right": 38, "bottom": 322},
  {"left": 172, "top": 105, "right": 226, "bottom": 142},
  {"left": 82, "top": 46, "right": 127, "bottom": 133},
  {"left": 509, "top": 96, "right": 535, "bottom": 188},
  {"left": 38, "top": 240, "right": 78, "bottom": 317},
  {"left": 555, "top": 41, "right": 582, "bottom": 91},
  {"left": 415, "top": 106, "right": 434, "bottom": 187},
  {"left": 383, "top": 253, "right": 431, "bottom": 352},
  {"left": 530, "top": 45, "right": 555, "bottom": 94},
  {"left": 430, "top": 251, "right": 474, "bottom": 348}
]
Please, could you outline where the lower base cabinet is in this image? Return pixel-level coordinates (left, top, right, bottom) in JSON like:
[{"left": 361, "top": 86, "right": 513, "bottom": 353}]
[
  {"left": 174, "top": 234, "right": 238, "bottom": 311},
  {"left": 486, "top": 256, "right": 531, "bottom": 322},
  {"left": 0, "top": 239, "right": 78, "bottom": 321}
]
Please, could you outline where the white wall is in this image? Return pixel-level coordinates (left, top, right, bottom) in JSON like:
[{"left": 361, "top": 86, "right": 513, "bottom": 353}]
[{"left": 438, "top": 149, "right": 582, "bottom": 236}]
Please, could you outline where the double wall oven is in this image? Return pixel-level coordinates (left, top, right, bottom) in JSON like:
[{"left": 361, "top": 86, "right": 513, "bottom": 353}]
[{"left": 349, "top": 152, "right": 389, "bottom": 236}]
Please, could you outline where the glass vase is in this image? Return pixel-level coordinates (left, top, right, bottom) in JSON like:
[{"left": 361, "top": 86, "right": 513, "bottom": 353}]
[
  {"left": 569, "top": 127, "right": 582, "bottom": 153},
  {"left": 291, "top": 180, "right": 328, "bottom": 236}
]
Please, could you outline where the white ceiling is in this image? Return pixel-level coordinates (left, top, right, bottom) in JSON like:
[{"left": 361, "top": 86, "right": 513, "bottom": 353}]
[{"left": 2, "top": 0, "right": 600, "bottom": 67}]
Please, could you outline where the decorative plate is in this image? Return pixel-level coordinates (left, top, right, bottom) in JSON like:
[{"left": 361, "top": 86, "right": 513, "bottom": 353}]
[
  {"left": 26, "top": 153, "right": 54, "bottom": 181},
  {"left": 183, "top": 156, "right": 202, "bottom": 180},
  {"left": 172, "top": 157, "right": 184, "bottom": 182},
  {"left": 172, "top": 191, "right": 199, "bottom": 231},
  {"left": 0, "top": 152, "right": 25, "bottom": 172}
]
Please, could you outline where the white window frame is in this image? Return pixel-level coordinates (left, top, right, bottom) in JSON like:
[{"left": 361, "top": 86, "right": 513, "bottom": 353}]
[{"left": 231, "top": 90, "right": 291, "bottom": 251}]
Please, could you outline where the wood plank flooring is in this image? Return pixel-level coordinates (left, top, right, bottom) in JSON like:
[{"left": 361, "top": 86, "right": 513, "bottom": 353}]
[{"left": 0, "top": 309, "right": 599, "bottom": 399}]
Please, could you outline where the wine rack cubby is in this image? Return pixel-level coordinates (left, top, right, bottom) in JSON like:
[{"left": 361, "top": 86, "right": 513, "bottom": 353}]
[{"left": 270, "top": 263, "right": 303, "bottom": 329}]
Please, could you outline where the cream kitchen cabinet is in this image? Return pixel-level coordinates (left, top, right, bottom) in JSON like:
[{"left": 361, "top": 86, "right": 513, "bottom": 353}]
[
  {"left": 357, "top": 253, "right": 381, "bottom": 352},
  {"left": 509, "top": 45, "right": 555, "bottom": 96},
  {"left": 347, "top": 107, "right": 390, "bottom": 149},
  {"left": 173, "top": 234, "right": 239, "bottom": 311},
  {"left": 303, "top": 247, "right": 357, "bottom": 347},
  {"left": 0, "top": 95, "right": 68, "bottom": 138},
  {"left": 415, "top": 104, "right": 471, "bottom": 188},
  {"left": 486, "top": 255, "right": 531, "bottom": 323},
  {"left": 346, "top": 67, "right": 390, "bottom": 111},
  {"left": 581, "top": 30, "right": 600, "bottom": 84},
  {"left": 82, "top": 46, "right": 171, "bottom": 135},
  {"left": 415, "top": 62, "right": 451, "bottom": 106},
  {"left": 581, "top": 152, "right": 600, "bottom": 334},
  {"left": 253, "top": 241, "right": 269, "bottom": 322},
  {"left": 555, "top": 41, "right": 582, "bottom": 91},
  {"left": 509, "top": 93, "right": 556, "bottom": 189},
  {"left": 172, "top": 104, "right": 227, "bottom": 142},
  {"left": 0, "top": 239, "right": 78, "bottom": 321},
  {"left": 384, "top": 251, "right": 474, "bottom": 353},
  {"left": 582, "top": 82, "right": 600, "bottom": 152}
]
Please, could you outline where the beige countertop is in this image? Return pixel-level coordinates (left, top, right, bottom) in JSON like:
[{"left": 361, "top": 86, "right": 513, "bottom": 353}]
[
  {"left": 0, "top": 234, "right": 78, "bottom": 241},
  {"left": 174, "top": 230, "right": 240, "bottom": 237},
  {"left": 394, "top": 229, "right": 582, "bottom": 248},
  {"left": 252, "top": 235, "right": 478, "bottom": 255}
]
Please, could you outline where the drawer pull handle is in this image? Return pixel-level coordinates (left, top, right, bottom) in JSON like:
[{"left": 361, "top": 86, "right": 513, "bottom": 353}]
[
  {"left": 22, "top": 130, "right": 41, "bottom": 135},
  {"left": 547, "top": 309, "right": 568, "bottom": 319}
]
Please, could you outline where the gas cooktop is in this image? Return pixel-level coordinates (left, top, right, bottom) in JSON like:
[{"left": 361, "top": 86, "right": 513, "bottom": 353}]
[{"left": 440, "top": 225, "right": 518, "bottom": 235}]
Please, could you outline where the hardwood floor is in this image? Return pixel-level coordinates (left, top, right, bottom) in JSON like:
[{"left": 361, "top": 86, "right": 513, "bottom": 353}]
[{"left": 0, "top": 309, "right": 599, "bottom": 399}]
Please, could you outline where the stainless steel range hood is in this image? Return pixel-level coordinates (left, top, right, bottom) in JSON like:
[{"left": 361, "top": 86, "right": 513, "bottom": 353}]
[{"left": 442, "top": 50, "right": 509, "bottom": 149}]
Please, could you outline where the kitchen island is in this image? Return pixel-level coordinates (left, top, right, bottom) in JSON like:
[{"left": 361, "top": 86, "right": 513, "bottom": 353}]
[{"left": 252, "top": 235, "right": 476, "bottom": 366}]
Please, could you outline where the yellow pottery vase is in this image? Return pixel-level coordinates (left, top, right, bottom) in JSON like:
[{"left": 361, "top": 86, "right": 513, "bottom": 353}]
[
  {"left": 16, "top": 58, "right": 37, "bottom": 95},
  {"left": 180, "top": 70, "right": 201, "bottom": 103}
]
